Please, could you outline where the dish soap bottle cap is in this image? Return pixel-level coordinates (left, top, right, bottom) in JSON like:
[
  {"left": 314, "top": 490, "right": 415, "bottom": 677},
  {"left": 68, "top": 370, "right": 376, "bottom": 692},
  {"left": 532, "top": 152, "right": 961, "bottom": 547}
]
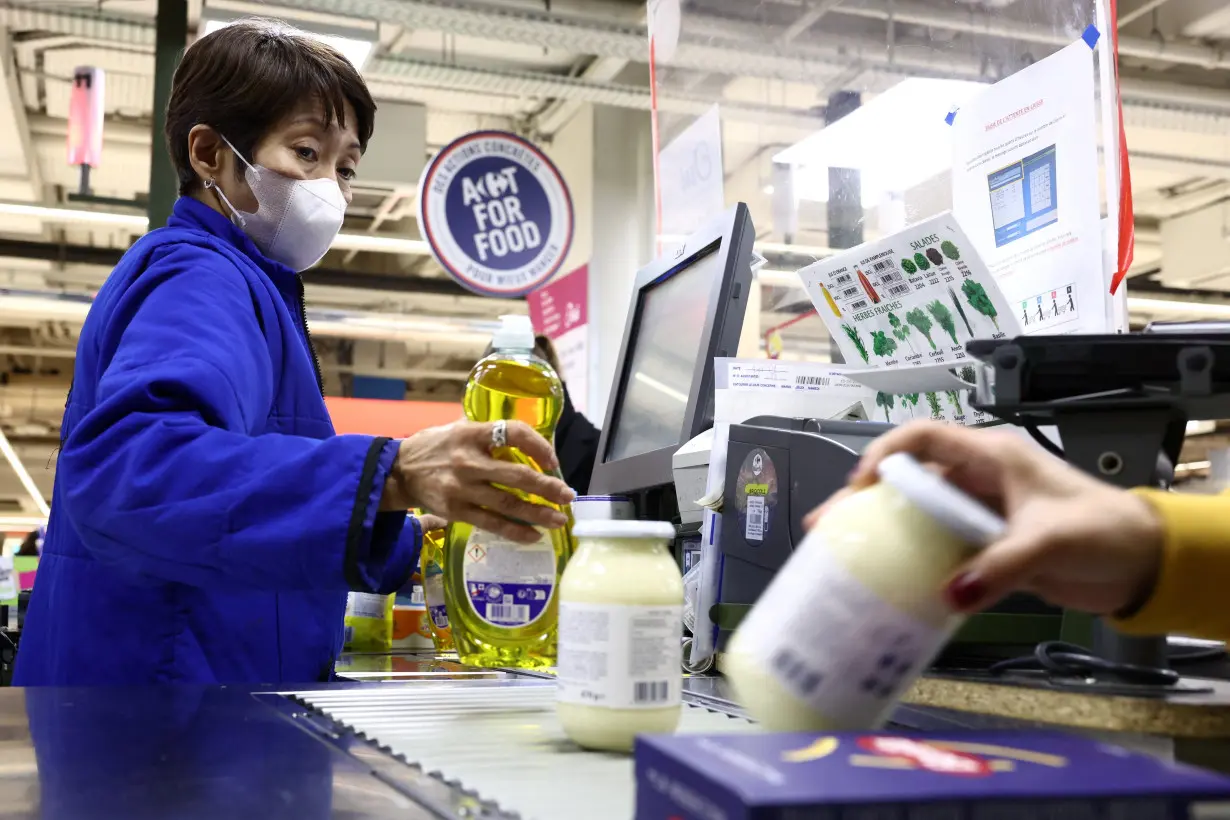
[
  {"left": 492, "top": 314, "right": 535, "bottom": 351},
  {"left": 877, "top": 452, "right": 1006, "bottom": 547}
]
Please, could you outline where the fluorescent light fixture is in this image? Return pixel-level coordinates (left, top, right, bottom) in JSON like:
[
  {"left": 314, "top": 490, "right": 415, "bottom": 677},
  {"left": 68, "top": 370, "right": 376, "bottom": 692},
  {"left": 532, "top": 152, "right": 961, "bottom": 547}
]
[
  {"left": 0, "top": 429, "right": 48, "bottom": 518},
  {"left": 775, "top": 78, "right": 987, "bottom": 206},
  {"left": 0, "top": 202, "right": 427, "bottom": 258},
  {"left": 1176, "top": 460, "right": 1212, "bottom": 472},
  {"left": 1126, "top": 296, "right": 1230, "bottom": 319},
  {"left": 0, "top": 516, "right": 47, "bottom": 531},
  {"left": 1187, "top": 420, "right": 1217, "bottom": 436},
  {"left": 199, "top": 8, "right": 376, "bottom": 70},
  {"left": 757, "top": 268, "right": 804, "bottom": 288},
  {"left": 330, "top": 233, "right": 430, "bottom": 255},
  {"left": 657, "top": 235, "right": 838, "bottom": 261},
  {"left": 0, "top": 201, "right": 146, "bottom": 230}
]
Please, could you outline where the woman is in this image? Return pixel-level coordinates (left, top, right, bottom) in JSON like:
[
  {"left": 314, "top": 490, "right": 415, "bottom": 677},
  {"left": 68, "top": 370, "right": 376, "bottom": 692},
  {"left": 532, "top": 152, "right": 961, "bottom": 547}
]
[
  {"left": 14, "top": 20, "right": 572, "bottom": 687},
  {"left": 533, "top": 335, "right": 600, "bottom": 495},
  {"left": 817, "top": 421, "right": 1226, "bottom": 641}
]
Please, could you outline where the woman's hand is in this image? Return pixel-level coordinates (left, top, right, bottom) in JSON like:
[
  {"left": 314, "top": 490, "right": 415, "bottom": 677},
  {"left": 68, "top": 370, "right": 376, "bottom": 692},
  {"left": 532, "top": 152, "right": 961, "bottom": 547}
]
[
  {"left": 417, "top": 514, "right": 448, "bottom": 534},
  {"left": 806, "top": 421, "right": 1165, "bottom": 617},
  {"left": 383, "top": 421, "right": 574, "bottom": 544}
]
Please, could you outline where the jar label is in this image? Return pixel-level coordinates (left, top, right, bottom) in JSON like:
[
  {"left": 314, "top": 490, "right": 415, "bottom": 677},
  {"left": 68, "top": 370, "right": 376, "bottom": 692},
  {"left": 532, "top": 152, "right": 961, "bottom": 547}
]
[
  {"left": 557, "top": 602, "right": 683, "bottom": 710},
  {"left": 741, "top": 540, "right": 953, "bottom": 726},
  {"left": 462, "top": 529, "right": 556, "bottom": 627}
]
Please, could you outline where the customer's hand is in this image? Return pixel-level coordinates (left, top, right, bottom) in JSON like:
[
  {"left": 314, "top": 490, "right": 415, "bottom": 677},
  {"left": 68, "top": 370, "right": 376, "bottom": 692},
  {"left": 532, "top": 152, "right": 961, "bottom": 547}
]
[
  {"left": 805, "top": 421, "right": 1165, "bottom": 617},
  {"left": 382, "top": 421, "right": 574, "bottom": 544}
]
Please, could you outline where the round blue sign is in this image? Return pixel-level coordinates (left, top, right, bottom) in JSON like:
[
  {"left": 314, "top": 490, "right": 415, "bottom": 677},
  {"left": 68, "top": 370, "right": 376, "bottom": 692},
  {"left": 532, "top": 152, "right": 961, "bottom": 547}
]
[{"left": 418, "top": 131, "right": 574, "bottom": 298}]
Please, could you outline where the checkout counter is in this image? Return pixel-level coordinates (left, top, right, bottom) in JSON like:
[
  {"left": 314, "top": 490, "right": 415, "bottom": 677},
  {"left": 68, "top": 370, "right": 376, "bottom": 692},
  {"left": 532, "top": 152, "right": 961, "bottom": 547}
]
[{"left": 9, "top": 204, "right": 1230, "bottom": 818}]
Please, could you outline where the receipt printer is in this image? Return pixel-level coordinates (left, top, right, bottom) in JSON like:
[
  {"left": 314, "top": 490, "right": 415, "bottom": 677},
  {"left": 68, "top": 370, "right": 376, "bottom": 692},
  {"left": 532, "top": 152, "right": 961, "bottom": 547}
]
[{"left": 715, "top": 417, "right": 891, "bottom": 650}]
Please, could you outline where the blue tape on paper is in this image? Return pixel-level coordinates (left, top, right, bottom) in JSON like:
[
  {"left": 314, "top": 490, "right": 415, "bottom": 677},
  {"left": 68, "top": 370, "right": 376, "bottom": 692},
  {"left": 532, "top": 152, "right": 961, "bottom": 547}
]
[
  {"left": 1082, "top": 24, "right": 1100, "bottom": 49},
  {"left": 945, "top": 109, "right": 957, "bottom": 126}
]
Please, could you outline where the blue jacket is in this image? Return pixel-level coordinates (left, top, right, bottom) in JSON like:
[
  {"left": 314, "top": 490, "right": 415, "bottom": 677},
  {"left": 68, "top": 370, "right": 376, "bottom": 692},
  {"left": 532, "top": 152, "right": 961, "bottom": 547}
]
[{"left": 13, "top": 197, "right": 421, "bottom": 686}]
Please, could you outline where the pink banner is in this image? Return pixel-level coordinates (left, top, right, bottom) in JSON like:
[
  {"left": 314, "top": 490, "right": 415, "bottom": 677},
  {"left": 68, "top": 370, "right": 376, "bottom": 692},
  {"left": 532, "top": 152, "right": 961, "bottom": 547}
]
[
  {"left": 527, "top": 265, "right": 588, "bottom": 338},
  {"left": 527, "top": 265, "right": 589, "bottom": 414}
]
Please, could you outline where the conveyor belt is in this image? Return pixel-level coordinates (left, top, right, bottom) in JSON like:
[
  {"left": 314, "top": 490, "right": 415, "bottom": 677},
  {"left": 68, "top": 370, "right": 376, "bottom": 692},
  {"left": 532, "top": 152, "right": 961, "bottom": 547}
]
[{"left": 293, "top": 682, "right": 753, "bottom": 820}]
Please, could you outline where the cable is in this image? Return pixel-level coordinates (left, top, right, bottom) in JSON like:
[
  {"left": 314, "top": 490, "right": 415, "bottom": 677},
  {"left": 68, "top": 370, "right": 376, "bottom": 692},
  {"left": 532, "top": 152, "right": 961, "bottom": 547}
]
[
  {"left": 1023, "top": 421, "right": 1065, "bottom": 459},
  {"left": 988, "top": 641, "right": 1180, "bottom": 687}
]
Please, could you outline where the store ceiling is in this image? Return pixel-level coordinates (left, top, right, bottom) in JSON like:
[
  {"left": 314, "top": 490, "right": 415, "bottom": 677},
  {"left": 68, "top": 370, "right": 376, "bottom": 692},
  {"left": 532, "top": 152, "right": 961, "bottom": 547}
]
[{"left": 0, "top": 0, "right": 1227, "bottom": 510}]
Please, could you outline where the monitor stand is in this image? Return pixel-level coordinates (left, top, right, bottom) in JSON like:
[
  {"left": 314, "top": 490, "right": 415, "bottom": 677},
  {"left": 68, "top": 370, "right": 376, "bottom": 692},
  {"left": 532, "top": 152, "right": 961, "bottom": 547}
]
[{"left": 972, "top": 338, "right": 1230, "bottom": 681}]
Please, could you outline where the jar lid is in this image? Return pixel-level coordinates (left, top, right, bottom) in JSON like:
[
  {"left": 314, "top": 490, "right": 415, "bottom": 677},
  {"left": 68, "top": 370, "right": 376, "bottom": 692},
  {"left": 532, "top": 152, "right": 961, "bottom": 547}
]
[
  {"left": 571, "top": 520, "right": 676, "bottom": 541},
  {"left": 877, "top": 452, "right": 1006, "bottom": 547}
]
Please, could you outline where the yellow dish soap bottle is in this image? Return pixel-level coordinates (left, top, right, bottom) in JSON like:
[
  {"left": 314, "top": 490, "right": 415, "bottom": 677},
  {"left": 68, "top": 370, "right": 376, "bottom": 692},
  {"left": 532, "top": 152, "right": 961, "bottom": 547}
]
[
  {"left": 444, "top": 314, "right": 574, "bottom": 669},
  {"left": 421, "top": 527, "right": 454, "bottom": 654}
]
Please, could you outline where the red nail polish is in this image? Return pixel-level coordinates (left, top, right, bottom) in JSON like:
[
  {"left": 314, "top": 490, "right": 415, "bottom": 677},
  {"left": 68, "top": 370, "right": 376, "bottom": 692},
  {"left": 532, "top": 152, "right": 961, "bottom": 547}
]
[{"left": 945, "top": 572, "right": 986, "bottom": 611}]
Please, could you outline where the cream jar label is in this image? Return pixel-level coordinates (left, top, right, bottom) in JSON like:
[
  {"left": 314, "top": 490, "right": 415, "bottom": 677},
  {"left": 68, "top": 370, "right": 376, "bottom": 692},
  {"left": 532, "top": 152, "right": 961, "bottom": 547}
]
[
  {"left": 462, "top": 529, "right": 557, "bottom": 627},
  {"left": 557, "top": 602, "right": 683, "bottom": 709},
  {"left": 740, "top": 537, "right": 951, "bottom": 726}
]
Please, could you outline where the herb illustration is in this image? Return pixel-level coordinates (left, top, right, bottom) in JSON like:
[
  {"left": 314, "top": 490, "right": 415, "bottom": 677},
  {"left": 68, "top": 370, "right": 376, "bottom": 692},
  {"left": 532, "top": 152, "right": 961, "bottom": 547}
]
[
  {"left": 961, "top": 279, "right": 1000, "bottom": 332},
  {"left": 926, "top": 299, "right": 960, "bottom": 345},
  {"left": 913, "top": 252, "right": 931, "bottom": 272},
  {"left": 841, "top": 323, "right": 869, "bottom": 364},
  {"left": 901, "top": 258, "right": 918, "bottom": 275},
  {"left": 926, "top": 247, "right": 944, "bottom": 267},
  {"left": 948, "top": 286, "right": 974, "bottom": 337},
  {"left": 941, "top": 240, "right": 960, "bottom": 261},
  {"left": 944, "top": 390, "right": 964, "bottom": 415},
  {"left": 959, "top": 365, "right": 976, "bottom": 384},
  {"left": 888, "top": 311, "right": 915, "bottom": 354},
  {"left": 871, "top": 329, "right": 898, "bottom": 360},
  {"left": 875, "top": 391, "right": 895, "bottom": 423},
  {"left": 902, "top": 392, "right": 920, "bottom": 418},
  {"left": 905, "top": 308, "right": 936, "bottom": 351},
  {"left": 926, "top": 391, "right": 943, "bottom": 420}
]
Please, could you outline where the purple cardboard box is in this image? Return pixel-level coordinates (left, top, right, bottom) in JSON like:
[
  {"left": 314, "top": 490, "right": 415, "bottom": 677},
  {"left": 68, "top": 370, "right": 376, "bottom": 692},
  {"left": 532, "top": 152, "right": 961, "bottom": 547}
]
[{"left": 635, "top": 731, "right": 1230, "bottom": 820}]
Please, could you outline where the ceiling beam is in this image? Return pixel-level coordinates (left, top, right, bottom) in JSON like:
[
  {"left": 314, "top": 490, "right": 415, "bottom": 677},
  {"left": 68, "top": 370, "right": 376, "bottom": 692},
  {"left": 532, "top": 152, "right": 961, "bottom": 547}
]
[{"left": 0, "top": 238, "right": 480, "bottom": 297}]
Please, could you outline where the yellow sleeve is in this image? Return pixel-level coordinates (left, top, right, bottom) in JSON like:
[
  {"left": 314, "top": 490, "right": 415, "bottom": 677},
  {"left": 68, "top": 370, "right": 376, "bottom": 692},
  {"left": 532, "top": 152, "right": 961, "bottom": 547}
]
[{"left": 1110, "top": 489, "right": 1230, "bottom": 641}]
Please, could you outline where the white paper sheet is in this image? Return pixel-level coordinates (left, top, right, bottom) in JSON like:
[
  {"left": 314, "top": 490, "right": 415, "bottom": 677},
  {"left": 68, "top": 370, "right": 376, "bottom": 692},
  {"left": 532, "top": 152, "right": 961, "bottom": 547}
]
[{"left": 951, "top": 40, "right": 1106, "bottom": 335}]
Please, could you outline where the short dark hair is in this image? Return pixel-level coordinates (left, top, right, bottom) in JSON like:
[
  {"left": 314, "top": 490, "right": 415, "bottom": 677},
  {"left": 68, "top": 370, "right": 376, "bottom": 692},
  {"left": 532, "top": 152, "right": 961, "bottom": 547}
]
[{"left": 165, "top": 18, "right": 377, "bottom": 195}]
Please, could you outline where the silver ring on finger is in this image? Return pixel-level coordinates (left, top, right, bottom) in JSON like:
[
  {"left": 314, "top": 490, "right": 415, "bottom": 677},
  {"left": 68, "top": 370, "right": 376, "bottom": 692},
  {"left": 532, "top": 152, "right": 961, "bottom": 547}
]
[{"left": 490, "top": 419, "right": 508, "bottom": 451}]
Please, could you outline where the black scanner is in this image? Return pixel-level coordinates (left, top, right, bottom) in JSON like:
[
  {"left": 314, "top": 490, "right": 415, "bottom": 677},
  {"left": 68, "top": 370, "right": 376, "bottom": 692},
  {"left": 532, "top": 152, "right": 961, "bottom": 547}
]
[{"left": 714, "top": 417, "right": 892, "bottom": 651}]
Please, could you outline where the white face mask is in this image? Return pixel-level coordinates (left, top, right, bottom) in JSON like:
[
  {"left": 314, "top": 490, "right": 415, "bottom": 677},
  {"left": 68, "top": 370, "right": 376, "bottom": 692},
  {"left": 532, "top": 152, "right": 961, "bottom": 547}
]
[{"left": 208, "top": 136, "right": 347, "bottom": 272}]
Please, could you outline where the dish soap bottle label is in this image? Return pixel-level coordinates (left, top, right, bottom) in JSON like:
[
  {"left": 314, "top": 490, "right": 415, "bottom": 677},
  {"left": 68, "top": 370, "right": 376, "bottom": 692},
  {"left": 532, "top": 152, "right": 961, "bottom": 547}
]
[{"left": 463, "top": 528, "right": 556, "bottom": 627}]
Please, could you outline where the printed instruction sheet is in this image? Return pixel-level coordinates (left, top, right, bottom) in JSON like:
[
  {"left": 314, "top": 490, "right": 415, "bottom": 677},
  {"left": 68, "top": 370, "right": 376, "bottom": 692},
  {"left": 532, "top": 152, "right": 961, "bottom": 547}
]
[
  {"left": 797, "top": 213, "right": 1020, "bottom": 427},
  {"left": 799, "top": 212, "right": 1020, "bottom": 369},
  {"left": 950, "top": 39, "right": 1105, "bottom": 334}
]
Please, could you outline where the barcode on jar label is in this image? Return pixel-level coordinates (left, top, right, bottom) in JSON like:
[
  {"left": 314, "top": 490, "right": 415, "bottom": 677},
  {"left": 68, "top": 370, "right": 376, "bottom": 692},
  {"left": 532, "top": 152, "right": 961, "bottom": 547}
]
[
  {"left": 487, "top": 602, "right": 531, "bottom": 623},
  {"left": 795, "top": 375, "right": 830, "bottom": 387},
  {"left": 745, "top": 495, "right": 765, "bottom": 541},
  {"left": 556, "top": 602, "right": 684, "bottom": 710},
  {"left": 634, "top": 681, "right": 670, "bottom": 704},
  {"left": 770, "top": 647, "right": 823, "bottom": 696}
]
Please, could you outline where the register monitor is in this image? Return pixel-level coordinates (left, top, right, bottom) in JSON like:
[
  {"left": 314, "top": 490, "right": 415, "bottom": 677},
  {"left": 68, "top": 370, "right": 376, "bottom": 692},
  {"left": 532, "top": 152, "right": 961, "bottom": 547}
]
[{"left": 589, "top": 203, "right": 756, "bottom": 497}]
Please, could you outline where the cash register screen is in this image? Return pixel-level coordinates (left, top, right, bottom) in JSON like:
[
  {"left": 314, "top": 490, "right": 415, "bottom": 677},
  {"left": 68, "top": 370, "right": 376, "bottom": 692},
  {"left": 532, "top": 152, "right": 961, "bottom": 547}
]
[{"left": 604, "top": 244, "right": 721, "bottom": 463}]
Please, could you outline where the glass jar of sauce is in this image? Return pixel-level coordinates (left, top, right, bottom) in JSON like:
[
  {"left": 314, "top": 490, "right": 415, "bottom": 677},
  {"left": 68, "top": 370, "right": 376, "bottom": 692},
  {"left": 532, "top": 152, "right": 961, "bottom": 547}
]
[
  {"left": 724, "top": 453, "right": 1004, "bottom": 731},
  {"left": 556, "top": 520, "right": 683, "bottom": 752}
]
